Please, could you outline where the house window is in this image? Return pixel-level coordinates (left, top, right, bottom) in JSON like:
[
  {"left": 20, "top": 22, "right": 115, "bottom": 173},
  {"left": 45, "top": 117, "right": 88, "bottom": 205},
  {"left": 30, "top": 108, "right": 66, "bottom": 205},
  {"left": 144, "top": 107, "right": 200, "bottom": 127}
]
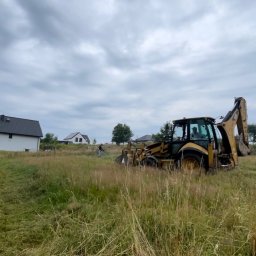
[
  {"left": 79, "top": 138, "right": 82, "bottom": 142},
  {"left": 75, "top": 138, "right": 78, "bottom": 142},
  {"left": 9, "top": 134, "right": 13, "bottom": 139}
]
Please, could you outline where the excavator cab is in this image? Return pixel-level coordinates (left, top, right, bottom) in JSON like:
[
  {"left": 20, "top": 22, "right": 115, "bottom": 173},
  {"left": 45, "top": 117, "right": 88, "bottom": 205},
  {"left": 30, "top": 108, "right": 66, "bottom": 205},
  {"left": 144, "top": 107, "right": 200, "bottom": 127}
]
[
  {"left": 169, "top": 117, "right": 218, "bottom": 170},
  {"left": 171, "top": 117, "right": 217, "bottom": 150}
]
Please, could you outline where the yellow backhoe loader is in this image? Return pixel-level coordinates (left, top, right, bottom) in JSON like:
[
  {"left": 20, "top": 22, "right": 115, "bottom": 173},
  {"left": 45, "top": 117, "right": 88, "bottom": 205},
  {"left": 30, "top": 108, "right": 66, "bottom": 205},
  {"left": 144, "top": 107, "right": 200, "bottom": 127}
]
[{"left": 116, "top": 97, "right": 250, "bottom": 171}]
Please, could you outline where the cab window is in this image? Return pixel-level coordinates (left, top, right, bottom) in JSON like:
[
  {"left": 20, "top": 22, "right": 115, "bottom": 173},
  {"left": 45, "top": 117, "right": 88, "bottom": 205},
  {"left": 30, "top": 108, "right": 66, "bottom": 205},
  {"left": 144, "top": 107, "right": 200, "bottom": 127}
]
[
  {"left": 206, "top": 123, "right": 214, "bottom": 140},
  {"left": 172, "top": 123, "right": 187, "bottom": 141},
  {"left": 190, "top": 120, "right": 208, "bottom": 140}
]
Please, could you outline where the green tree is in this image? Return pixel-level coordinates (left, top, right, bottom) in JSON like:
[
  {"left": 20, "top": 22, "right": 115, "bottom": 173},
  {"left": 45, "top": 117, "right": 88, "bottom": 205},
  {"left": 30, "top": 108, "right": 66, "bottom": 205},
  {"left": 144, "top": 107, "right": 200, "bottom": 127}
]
[
  {"left": 112, "top": 123, "right": 133, "bottom": 145},
  {"left": 248, "top": 124, "right": 256, "bottom": 143},
  {"left": 40, "top": 133, "right": 58, "bottom": 150},
  {"left": 41, "top": 133, "right": 58, "bottom": 144},
  {"left": 152, "top": 122, "right": 173, "bottom": 142}
]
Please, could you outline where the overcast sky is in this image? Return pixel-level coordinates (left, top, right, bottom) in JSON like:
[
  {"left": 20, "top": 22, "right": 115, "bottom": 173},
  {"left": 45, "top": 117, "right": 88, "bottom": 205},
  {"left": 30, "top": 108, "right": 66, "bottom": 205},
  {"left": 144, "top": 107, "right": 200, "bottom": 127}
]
[{"left": 1, "top": 0, "right": 256, "bottom": 142}]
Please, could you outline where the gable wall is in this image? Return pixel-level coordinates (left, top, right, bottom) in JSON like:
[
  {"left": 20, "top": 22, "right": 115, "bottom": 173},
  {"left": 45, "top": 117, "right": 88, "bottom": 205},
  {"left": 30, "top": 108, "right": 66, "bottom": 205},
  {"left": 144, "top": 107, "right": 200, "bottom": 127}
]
[
  {"left": 0, "top": 133, "right": 40, "bottom": 152},
  {"left": 67, "top": 133, "right": 89, "bottom": 144}
]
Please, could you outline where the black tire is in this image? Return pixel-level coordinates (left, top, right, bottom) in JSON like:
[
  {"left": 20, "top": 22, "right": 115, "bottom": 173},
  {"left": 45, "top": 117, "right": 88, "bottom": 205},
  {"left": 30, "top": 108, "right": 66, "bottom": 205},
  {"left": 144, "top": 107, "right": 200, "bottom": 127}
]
[
  {"left": 115, "top": 154, "right": 128, "bottom": 164},
  {"left": 180, "top": 153, "right": 205, "bottom": 174},
  {"left": 142, "top": 157, "right": 158, "bottom": 168}
]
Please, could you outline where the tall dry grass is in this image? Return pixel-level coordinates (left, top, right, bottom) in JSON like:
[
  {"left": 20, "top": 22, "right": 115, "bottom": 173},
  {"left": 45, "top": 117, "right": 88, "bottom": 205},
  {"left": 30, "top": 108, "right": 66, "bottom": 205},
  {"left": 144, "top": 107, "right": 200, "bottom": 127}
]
[{"left": 1, "top": 150, "right": 256, "bottom": 255}]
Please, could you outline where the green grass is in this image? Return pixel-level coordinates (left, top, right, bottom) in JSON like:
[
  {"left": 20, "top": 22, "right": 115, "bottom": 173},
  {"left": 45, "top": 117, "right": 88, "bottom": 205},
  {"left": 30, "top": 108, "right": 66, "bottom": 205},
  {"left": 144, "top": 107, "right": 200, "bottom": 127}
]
[{"left": 0, "top": 148, "right": 256, "bottom": 255}]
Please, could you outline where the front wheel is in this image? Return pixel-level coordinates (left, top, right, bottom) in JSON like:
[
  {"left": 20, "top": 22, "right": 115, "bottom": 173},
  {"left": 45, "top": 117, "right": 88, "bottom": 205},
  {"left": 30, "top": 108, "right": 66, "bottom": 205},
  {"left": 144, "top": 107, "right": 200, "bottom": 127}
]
[{"left": 142, "top": 157, "right": 158, "bottom": 168}]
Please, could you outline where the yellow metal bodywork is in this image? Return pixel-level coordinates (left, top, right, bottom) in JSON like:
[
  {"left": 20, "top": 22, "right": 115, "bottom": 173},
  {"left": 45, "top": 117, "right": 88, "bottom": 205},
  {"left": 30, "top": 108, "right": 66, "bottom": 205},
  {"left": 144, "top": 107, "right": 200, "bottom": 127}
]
[
  {"left": 122, "top": 141, "right": 170, "bottom": 166},
  {"left": 207, "top": 142, "right": 214, "bottom": 169},
  {"left": 179, "top": 142, "right": 208, "bottom": 155},
  {"left": 217, "top": 97, "right": 250, "bottom": 166}
]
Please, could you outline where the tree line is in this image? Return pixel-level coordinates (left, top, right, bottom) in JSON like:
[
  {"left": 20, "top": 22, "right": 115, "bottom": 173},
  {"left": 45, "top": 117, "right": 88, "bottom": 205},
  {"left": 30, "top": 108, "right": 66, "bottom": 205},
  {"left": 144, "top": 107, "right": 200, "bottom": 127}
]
[{"left": 41, "top": 123, "right": 256, "bottom": 147}]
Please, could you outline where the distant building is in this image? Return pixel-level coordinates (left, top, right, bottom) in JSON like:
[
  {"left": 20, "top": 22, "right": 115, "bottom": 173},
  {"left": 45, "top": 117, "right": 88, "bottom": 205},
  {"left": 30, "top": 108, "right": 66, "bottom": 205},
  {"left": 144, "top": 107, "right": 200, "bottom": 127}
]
[
  {"left": 0, "top": 114, "right": 43, "bottom": 152},
  {"left": 134, "top": 135, "right": 153, "bottom": 143},
  {"left": 63, "top": 132, "right": 90, "bottom": 144}
]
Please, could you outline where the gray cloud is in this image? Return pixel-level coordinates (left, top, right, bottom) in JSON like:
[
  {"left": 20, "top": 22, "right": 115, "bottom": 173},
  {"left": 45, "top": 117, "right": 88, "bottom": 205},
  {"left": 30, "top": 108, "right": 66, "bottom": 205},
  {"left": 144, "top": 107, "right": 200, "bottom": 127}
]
[{"left": 0, "top": 0, "right": 256, "bottom": 142}]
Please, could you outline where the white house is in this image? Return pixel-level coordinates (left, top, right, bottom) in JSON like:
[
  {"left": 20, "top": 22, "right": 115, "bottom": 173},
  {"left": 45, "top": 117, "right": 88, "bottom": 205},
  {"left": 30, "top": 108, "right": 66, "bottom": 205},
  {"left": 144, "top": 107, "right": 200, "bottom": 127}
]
[
  {"left": 63, "top": 132, "right": 90, "bottom": 144},
  {"left": 0, "top": 115, "right": 43, "bottom": 152}
]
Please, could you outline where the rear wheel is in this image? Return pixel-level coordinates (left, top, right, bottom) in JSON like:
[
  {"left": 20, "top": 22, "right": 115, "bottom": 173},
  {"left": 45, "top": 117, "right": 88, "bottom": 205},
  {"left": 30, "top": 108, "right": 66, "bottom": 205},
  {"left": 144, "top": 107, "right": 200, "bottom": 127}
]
[{"left": 180, "top": 153, "right": 205, "bottom": 175}]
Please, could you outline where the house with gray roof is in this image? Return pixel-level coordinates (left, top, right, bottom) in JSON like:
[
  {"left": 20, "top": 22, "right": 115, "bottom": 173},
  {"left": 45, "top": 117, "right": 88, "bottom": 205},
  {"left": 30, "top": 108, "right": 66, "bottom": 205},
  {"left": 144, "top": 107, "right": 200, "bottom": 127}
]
[
  {"left": 63, "top": 132, "right": 90, "bottom": 144},
  {"left": 0, "top": 115, "right": 43, "bottom": 152},
  {"left": 134, "top": 135, "right": 153, "bottom": 142}
]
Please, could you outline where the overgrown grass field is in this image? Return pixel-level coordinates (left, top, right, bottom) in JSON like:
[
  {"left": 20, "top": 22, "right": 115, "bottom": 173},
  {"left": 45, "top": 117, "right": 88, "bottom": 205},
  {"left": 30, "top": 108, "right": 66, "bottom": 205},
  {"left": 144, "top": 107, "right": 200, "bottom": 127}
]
[{"left": 0, "top": 145, "right": 256, "bottom": 255}]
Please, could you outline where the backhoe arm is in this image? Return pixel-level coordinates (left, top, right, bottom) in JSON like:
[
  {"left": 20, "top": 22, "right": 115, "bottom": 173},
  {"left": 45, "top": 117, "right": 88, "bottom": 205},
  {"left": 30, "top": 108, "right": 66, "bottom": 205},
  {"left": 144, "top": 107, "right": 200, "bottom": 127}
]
[{"left": 217, "top": 97, "right": 250, "bottom": 166}]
